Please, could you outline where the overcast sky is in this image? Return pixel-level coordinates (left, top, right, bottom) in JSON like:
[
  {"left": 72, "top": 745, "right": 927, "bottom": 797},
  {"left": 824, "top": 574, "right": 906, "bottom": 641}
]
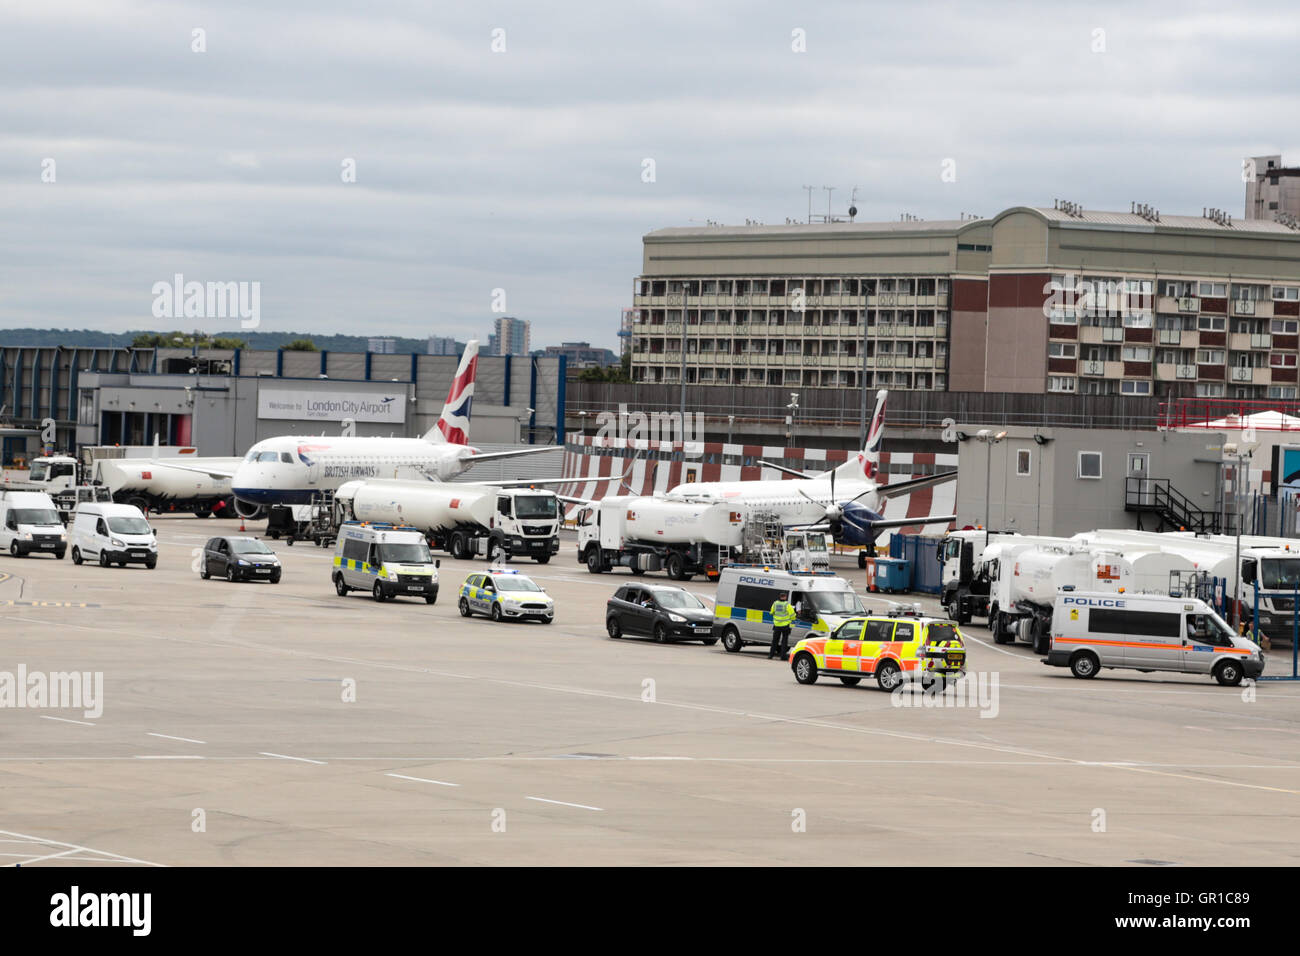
[{"left": 1, "top": 0, "right": 1297, "bottom": 350}]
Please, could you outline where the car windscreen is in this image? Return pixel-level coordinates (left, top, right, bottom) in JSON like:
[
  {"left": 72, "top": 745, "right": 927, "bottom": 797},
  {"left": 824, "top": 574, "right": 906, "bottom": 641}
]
[
  {"left": 12, "top": 509, "right": 62, "bottom": 526},
  {"left": 652, "top": 589, "right": 705, "bottom": 610},
  {"left": 231, "top": 539, "right": 273, "bottom": 554},
  {"left": 513, "top": 496, "right": 556, "bottom": 519},
  {"left": 107, "top": 517, "right": 152, "bottom": 535},
  {"left": 1261, "top": 558, "right": 1300, "bottom": 591},
  {"left": 495, "top": 576, "right": 543, "bottom": 592},
  {"left": 809, "top": 590, "right": 865, "bottom": 614},
  {"left": 378, "top": 542, "right": 433, "bottom": 564}
]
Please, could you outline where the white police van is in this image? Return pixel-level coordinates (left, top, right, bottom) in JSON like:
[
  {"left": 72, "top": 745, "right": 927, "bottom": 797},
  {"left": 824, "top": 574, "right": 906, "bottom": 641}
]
[
  {"left": 332, "top": 521, "right": 440, "bottom": 603},
  {"left": 713, "top": 566, "right": 866, "bottom": 653},
  {"left": 1044, "top": 591, "right": 1265, "bottom": 685}
]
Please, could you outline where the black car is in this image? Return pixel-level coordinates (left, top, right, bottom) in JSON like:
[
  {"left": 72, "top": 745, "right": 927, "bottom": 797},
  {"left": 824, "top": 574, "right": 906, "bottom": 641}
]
[
  {"left": 200, "top": 535, "right": 282, "bottom": 583},
  {"left": 606, "top": 583, "right": 717, "bottom": 644}
]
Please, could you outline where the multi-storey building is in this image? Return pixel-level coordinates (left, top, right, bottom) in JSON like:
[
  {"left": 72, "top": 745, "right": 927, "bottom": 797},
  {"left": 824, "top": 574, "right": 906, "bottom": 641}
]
[
  {"left": 631, "top": 206, "right": 1300, "bottom": 398},
  {"left": 493, "top": 317, "right": 531, "bottom": 356},
  {"left": 1246, "top": 155, "right": 1300, "bottom": 221}
]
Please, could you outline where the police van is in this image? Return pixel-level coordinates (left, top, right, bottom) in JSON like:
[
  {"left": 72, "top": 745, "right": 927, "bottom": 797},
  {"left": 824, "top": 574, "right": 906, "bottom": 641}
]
[
  {"left": 714, "top": 566, "right": 866, "bottom": 653},
  {"left": 332, "top": 521, "right": 440, "bottom": 604},
  {"left": 1044, "top": 591, "right": 1265, "bottom": 685}
]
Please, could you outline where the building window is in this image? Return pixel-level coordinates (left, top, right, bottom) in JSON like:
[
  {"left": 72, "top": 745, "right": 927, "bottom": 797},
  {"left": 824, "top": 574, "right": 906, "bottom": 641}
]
[
  {"left": 1048, "top": 376, "right": 1076, "bottom": 393},
  {"left": 1270, "top": 354, "right": 1297, "bottom": 368},
  {"left": 1269, "top": 386, "right": 1298, "bottom": 399},
  {"left": 1271, "top": 319, "right": 1298, "bottom": 334},
  {"left": 1121, "top": 346, "right": 1151, "bottom": 362},
  {"left": 1120, "top": 380, "right": 1152, "bottom": 395},
  {"left": 1272, "top": 286, "right": 1300, "bottom": 301},
  {"left": 1198, "top": 282, "right": 1227, "bottom": 297},
  {"left": 1197, "top": 315, "right": 1226, "bottom": 332},
  {"left": 1048, "top": 342, "right": 1077, "bottom": 359},
  {"left": 1016, "top": 449, "right": 1031, "bottom": 476},
  {"left": 1195, "top": 383, "right": 1225, "bottom": 397},
  {"left": 1196, "top": 349, "right": 1225, "bottom": 364},
  {"left": 1078, "top": 452, "right": 1103, "bottom": 479}
]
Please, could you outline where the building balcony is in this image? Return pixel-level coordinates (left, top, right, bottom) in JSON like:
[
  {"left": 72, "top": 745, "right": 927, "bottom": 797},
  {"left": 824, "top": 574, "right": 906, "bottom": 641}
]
[
  {"left": 1229, "top": 365, "right": 1271, "bottom": 385},
  {"left": 1155, "top": 363, "right": 1198, "bottom": 381}
]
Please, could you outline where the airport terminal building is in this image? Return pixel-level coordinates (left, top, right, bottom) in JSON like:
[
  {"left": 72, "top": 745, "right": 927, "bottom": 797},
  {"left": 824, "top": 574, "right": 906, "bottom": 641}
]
[
  {"left": 631, "top": 205, "right": 1300, "bottom": 399},
  {"left": 0, "top": 344, "right": 566, "bottom": 465}
]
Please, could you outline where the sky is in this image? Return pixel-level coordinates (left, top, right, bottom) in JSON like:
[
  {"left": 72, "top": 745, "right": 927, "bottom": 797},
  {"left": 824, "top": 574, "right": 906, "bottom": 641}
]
[{"left": 1, "top": 0, "right": 1297, "bottom": 351}]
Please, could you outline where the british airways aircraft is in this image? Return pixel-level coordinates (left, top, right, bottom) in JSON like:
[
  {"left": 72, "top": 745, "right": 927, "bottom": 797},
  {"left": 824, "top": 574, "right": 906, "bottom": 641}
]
[
  {"left": 174, "top": 340, "right": 551, "bottom": 506},
  {"left": 663, "top": 390, "right": 956, "bottom": 547}
]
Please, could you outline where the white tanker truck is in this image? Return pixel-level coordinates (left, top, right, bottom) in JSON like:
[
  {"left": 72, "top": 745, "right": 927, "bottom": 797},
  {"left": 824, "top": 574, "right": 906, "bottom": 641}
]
[
  {"left": 576, "top": 495, "right": 746, "bottom": 581},
  {"left": 990, "top": 543, "right": 1135, "bottom": 653},
  {"left": 335, "top": 479, "right": 560, "bottom": 563}
]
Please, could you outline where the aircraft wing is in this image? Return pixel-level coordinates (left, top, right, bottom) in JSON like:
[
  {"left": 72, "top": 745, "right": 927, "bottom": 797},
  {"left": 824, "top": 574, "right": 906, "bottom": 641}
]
[
  {"left": 758, "top": 459, "right": 815, "bottom": 479},
  {"left": 876, "top": 471, "right": 957, "bottom": 499},
  {"left": 486, "top": 476, "right": 580, "bottom": 488},
  {"left": 790, "top": 514, "right": 957, "bottom": 534},
  {"left": 145, "top": 461, "right": 238, "bottom": 480},
  {"left": 462, "top": 446, "right": 557, "bottom": 465}
]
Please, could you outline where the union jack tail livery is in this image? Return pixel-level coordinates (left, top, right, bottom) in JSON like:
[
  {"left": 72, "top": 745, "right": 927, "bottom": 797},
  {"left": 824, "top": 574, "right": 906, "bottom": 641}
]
[
  {"left": 425, "top": 339, "right": 478, "bottom": 444},
  {"left": 833, "top": 389, "right": 887, "bottom": 482}
]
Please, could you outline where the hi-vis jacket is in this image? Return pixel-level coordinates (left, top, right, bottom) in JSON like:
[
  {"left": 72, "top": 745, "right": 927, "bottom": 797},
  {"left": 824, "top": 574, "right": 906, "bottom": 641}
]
[{"left": 770, "top": 600, "right": 796, "bottom": 627}]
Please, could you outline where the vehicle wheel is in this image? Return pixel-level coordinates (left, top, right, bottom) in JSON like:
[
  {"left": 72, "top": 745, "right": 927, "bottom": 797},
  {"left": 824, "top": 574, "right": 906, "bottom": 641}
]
[
  {"left": 793, "top": 652, "right": 819, "bottom": 684},
  {"left": 270, "top": 573, "right": 281, "bottom": 584},
  {"left": 450, "top": 533, "right": 465, "bottom": 560},
  {"left": 71, "top": 547, "right": 83, "bottom": 565},
  {"left": 55, "top": 550, "right": 65, "bottom": 560},
  {"left": 607, "top": 617, "right": 622, "bottom": 639},
  {"left": 1031, "top": 619, "right": 1050, "bottom": 654},
  {"left": 1214, "top": 659, "right": 1243, "bottom": 687},
  {"left": 99, "top": 550, "right": 109, "bottom": 567},
  {"left": 458, "top": 597, "right": 472, "bottom": 617},
  {"left": 127, "top": 496, "right": 148, "bottom": 514},
  {"left": 922, "top": 673, "right": 949, "bottom": 692},
  {"left": 117, "top": 558, "right": 127, "bottom": 568},
  {"left": 665, "top": 553, "right": 686, "bottom": 580},
  {"left": 585, "top": 547, "right": 605, "bottom": 574},
  {"left": 372, "top": 581, "right": 386, "bottom": 602},
  {"left": 875, "top": 659, "right": 902, "bottom": 691},
  {"left": 334, "top": 574, "right": 348, "bottom": 596},
  {"left": 534, "top": 555, "right": 550, "bottom": 564},
  {"left": 9, "top": 541, "right": 19, "bottom": 558},
  {"left": 992, "top": 609, "right": 1012, "bottom": 645},
  {"left": 286, "top": 537, "right": 295, "bottom": 547},
  {"left": 200, "top": 562, "right": 209, "bottom": 579},
  {"left": 721, "top": 625, "right": 743, "bottom": 653},
  {"left": 487, "top": 538, "right": 503, "bottom": 562},
  {"left": 269, "top": 531, "right": 280, "bottom": 540},
  {"left": 491, "top": 603, "right": 502, "bottom": 622},
  {"left": 193, "top": 507, "right": 211, "bottom": 518},
  {"left": 702, "top": 638, "right": 718, "bottom": 646},
  {"left": 227, "top": 565, "right": 237, "bottom": 583},
  {"left": 424, "top": 594, "right": 436, "bottom": 604},
  {"left": 1069, "top": 651, "right": 1100, "bottom": 679},
  {"left": 653, "top": 623, "right": 668, "bottom": 644},
  {"left": 629, "top": 565, "right": 645, "bottom": 575},
  {"left": 839, "top": 676, "right": 863, "bottom": 686},
  {"left": 145, "top": 558, "right": 157, "bottom": 570}
]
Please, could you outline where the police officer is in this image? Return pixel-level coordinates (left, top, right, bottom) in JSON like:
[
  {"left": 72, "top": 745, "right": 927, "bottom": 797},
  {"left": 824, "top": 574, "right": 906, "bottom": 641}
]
[{"left": 769, "top": 591, "right": 796, "bottom": 659}]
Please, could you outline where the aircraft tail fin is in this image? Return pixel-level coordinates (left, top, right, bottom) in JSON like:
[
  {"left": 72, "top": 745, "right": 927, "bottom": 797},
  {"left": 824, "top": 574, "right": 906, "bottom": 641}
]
[
  {"left": 424, "top": 339, "right": 478, "bottom": 444},
  {"left": 830, "top": 389, "right": 887, "bottom": 482}
]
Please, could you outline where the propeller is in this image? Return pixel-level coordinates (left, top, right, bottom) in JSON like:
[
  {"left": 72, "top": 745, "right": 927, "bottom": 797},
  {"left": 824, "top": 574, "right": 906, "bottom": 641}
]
[{"left": 795, "top": 470, "right": 877, "bottom": 537}]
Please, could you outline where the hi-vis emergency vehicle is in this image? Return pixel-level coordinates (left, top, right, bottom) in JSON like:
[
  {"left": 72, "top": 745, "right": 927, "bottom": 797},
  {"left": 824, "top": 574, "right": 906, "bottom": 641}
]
[
  {"left": 713, "top": 567, "right": 866, "bottom": 653},
  {"left": 1045, "top": 591, "right": 1265, "bottom": 685},
  {"left": 332, "top": 521, "right": 440, "bottom": 603},
  {"left": 789, "top": 606, "right": 967, "bottom": 690},
  {"left": 457, "top": 568, "right": 555, "bottom": 623}
]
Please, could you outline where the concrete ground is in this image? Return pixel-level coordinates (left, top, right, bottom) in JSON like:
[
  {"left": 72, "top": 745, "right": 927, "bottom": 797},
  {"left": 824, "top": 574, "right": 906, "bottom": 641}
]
[{"left": 1, "top": 515, "right": 1298, "bottom": 867}]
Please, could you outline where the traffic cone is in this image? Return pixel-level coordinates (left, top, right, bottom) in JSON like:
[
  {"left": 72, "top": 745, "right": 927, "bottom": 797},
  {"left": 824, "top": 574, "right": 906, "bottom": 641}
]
[{"left": 239, "top": 515, "right": 246, "bottom": 533}]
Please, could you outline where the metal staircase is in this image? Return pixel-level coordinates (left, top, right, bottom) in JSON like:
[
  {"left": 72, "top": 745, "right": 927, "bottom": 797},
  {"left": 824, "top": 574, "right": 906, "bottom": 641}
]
[{"left": 1125, "top": 477, "right": 1221, "bottom": 534}]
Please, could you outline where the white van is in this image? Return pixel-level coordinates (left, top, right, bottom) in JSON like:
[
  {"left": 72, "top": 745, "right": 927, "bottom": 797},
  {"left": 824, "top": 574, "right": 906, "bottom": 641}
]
[
  {"left": 1044, "top": 591, "right": 1265, "bottom": 685},
  {"left": 0, "top": 490, "right": 67, "bottom": 559},
  {"left": 714, "top": 566, "right": 866, "bottom": 653},
  {"left": 332, "top": 521, "right": 440, "bottom": 603},
  {"left": 68, "top": 502, "right": 157, "bottom": 569}
]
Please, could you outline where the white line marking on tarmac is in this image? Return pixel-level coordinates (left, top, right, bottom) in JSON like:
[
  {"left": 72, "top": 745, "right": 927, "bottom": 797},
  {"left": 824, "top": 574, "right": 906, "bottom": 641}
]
[
  {"left": 385, "top": 773, "right": 460, "bottom": 787},
  {"left": 526, "top": 796, "right": 603, "bottom": 811},
  {"left": 147, "top": 733, "right": 207, "bottom": 744},
  {"left": 0, "top": 829, "right": 165, "bottom": 867},
  {"left": 259, "top": 752, "right": 326, "bottom": 765},
  {"left": 38, "top": 715, "right": 95, "bottom": 726}
]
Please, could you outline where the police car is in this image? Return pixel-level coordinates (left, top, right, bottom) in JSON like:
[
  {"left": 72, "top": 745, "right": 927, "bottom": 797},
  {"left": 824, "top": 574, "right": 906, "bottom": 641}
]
[
  {"left": 789, "top": 605, "right": 967, "bottom": 690},
  {"left": 457, "top": 568, "right": 555, "bottom": 623}
]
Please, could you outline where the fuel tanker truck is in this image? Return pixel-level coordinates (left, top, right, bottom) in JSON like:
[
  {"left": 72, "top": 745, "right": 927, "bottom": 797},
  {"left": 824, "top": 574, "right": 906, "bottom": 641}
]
[
  {"left": 576, "top": 495, "right": 746, "bottom": 581},
  {"left": 989, "top": 544, "right": 1135, "bottom": 653},
  {"left": 335, "top": 479, "right": 560, "bottom": 563}
]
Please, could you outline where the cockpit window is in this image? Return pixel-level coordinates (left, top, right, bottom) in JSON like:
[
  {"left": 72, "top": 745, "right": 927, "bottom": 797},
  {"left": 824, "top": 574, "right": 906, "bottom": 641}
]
[
  {"left": 257, "top": 451, "right": 279, "bottom": 462},
  {"left": 280, "top": 452, "right": 294, "bottom": 464}
]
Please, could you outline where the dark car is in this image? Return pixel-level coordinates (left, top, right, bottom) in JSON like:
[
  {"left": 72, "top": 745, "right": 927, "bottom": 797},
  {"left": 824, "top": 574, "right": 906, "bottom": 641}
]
[
  {"left": 606, "top": 583, "right": 717, "bottom": 644},
  {"left": 200, "top": 535, "right": 282, "bottom": 583}
]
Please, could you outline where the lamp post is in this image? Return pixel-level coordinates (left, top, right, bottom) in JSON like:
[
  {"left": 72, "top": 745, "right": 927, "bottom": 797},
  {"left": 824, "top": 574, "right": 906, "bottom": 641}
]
[
  {"left": 786, "top": 392, "right": 800, "bottom": 447},
  {"left": 727, "top": 414, "right": 735, "bottom": 445},
  {"left": 974, "top": 429, "right": 1008, "bottom": 529}
]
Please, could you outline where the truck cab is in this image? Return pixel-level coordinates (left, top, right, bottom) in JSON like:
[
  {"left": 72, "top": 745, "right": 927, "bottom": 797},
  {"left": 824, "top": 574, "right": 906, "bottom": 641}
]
[
  {"left": 490, "top": 489, "right": 560, "bottom": 563},
  {"left": 25, "top": 456, "right": 80, "bottom": 494}
]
